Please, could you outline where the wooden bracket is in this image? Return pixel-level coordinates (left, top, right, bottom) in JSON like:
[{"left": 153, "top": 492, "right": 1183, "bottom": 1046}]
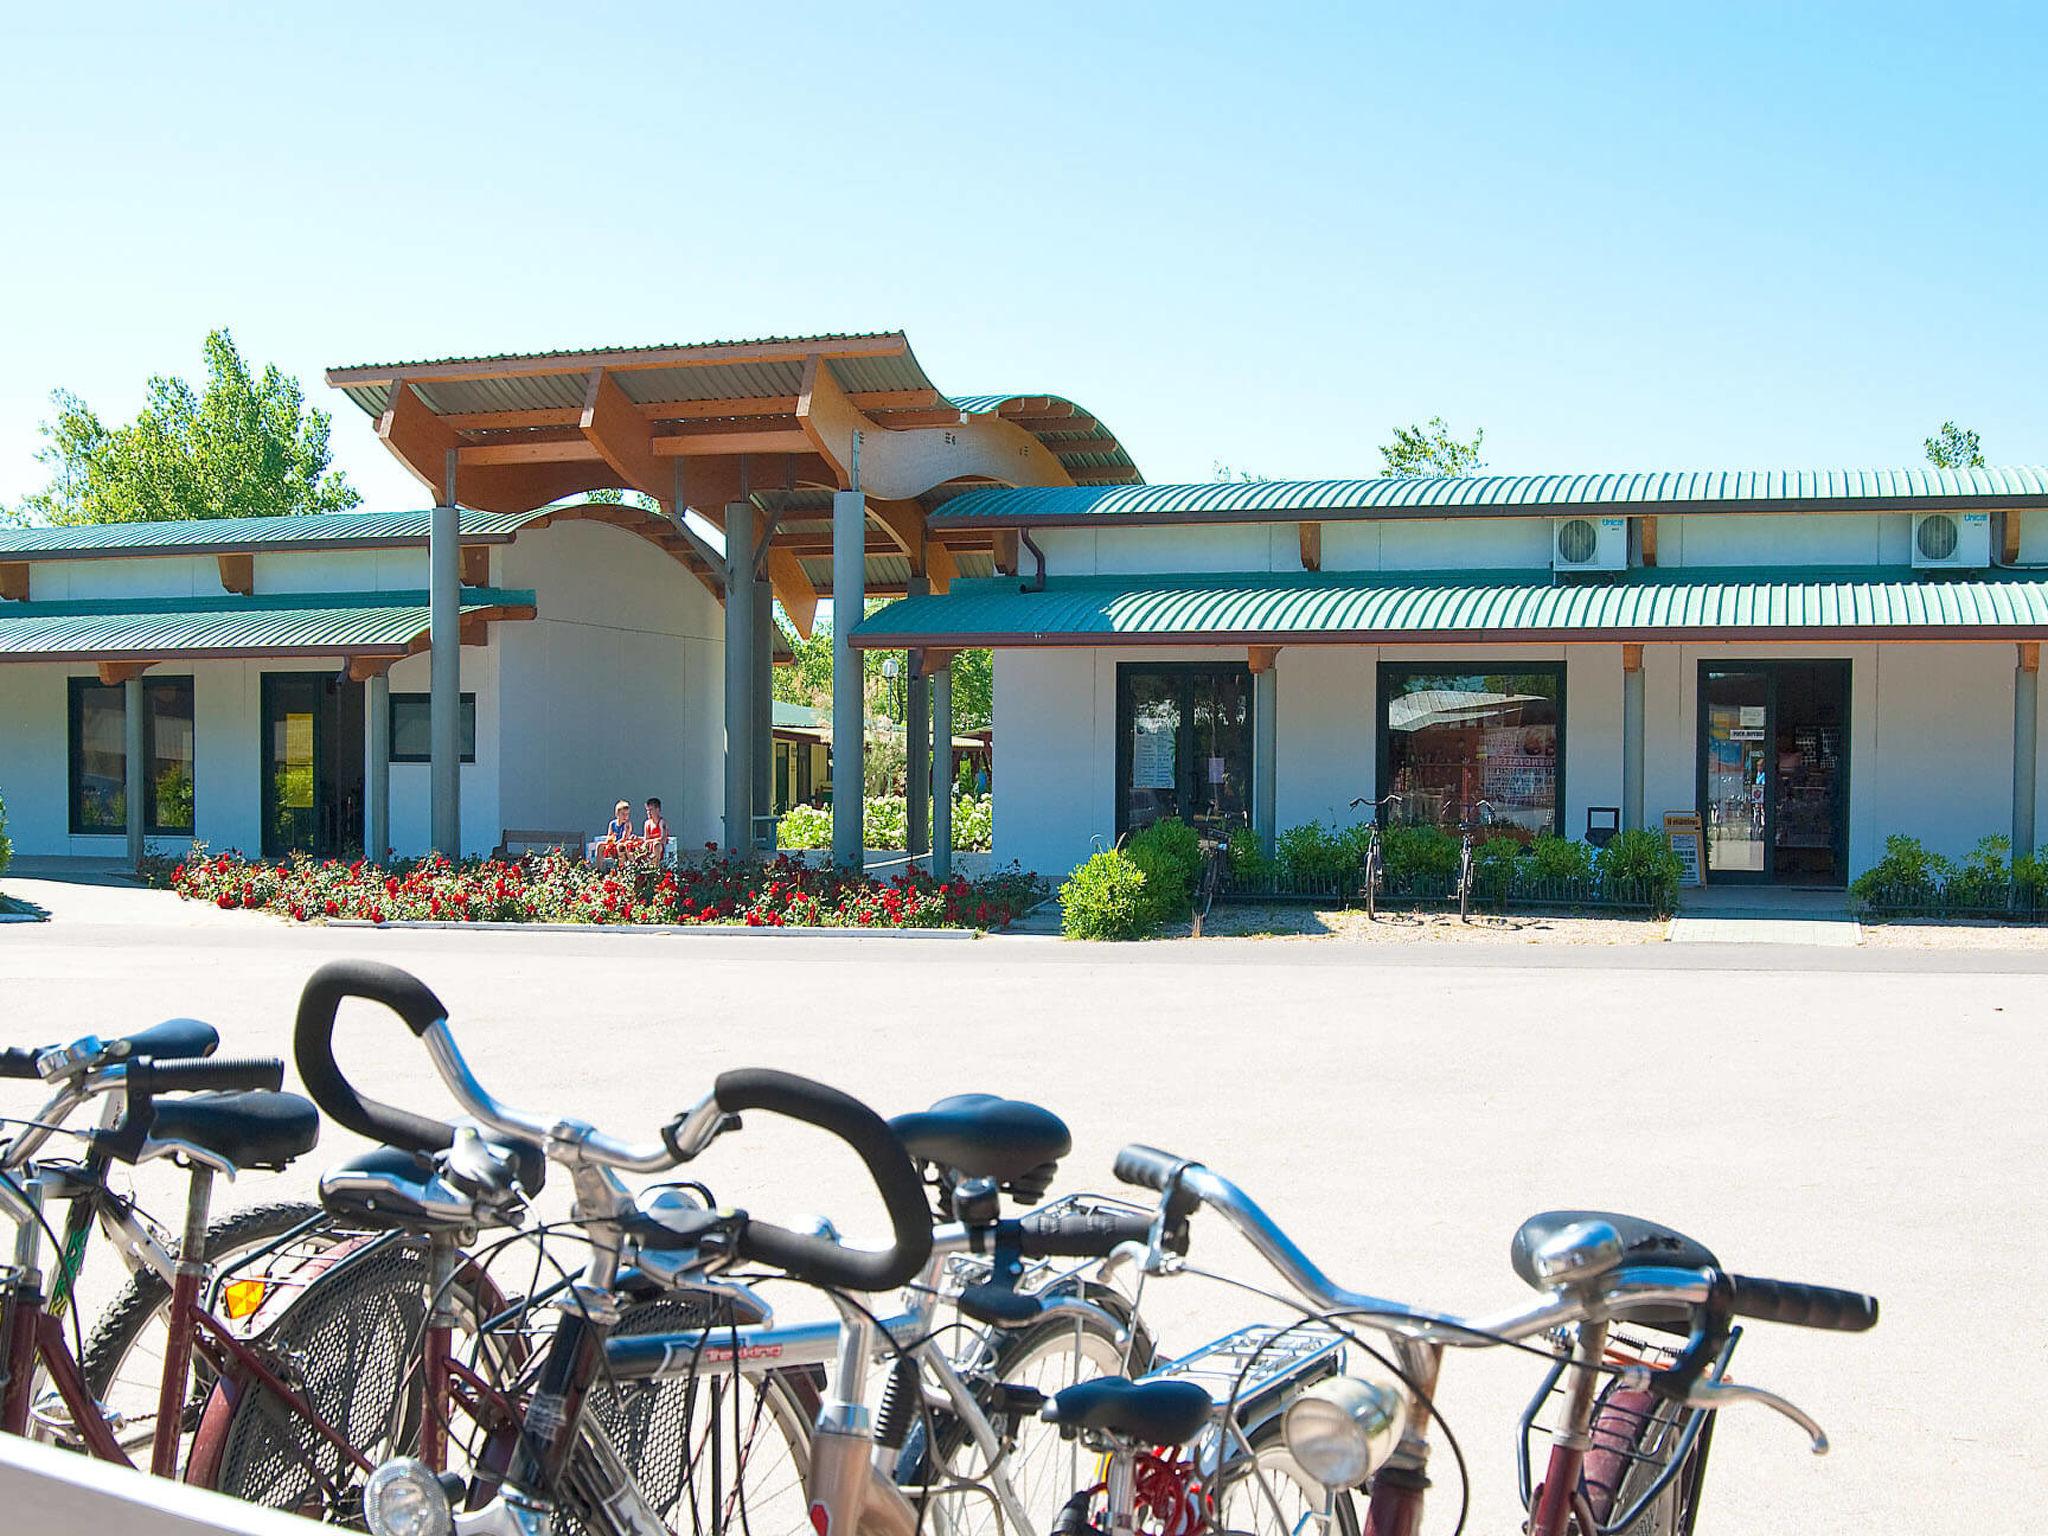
[
  {"left": 460, "top": 544, "right": 491, "bottom": 586},
  {"left": 460, "top": 616, "right": 490, "bottom": 647},
  {"left": 2021, "top": 641, "right": 2040, "bottom": 674},
  {"left": 1298, "top": 522, "right": 1322, "bottom": 572},
  {"left": 1247, "top": 645, "right": 1280, "bottom": 675},
  {"left": 2003, "top": 512, "right": 2024, "bottom": 567},
  {"left": 347, "top": 655, "right": 400, "bottom": 683},
  {"left": 0, "top": 562, "right": 26, "bottom": 602},
  {"left": 214, "top": 553, "right": 254, "bottom": 595},
  {"left": 993, "top": 530, "right": 1019, "bottom": 577},
  {"left": 1638, "top": 517, "right": 1659, "bottom": 568},
  {"left": 926, "top": 540, "right": 959, "bottom": 595},
  {"left": 1623, "top": 642, "right": 1644, "bottom": 673},
  {"left": 96, "top": 660, "right": 155, "bottom": 686}
]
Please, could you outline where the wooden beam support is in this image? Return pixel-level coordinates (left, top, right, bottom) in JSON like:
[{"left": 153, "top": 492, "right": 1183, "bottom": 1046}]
[
  {"left": 1298, "top": 522, "right": 1321, "bottom": 572},
  {"left": 926, "top": 540, "right": 959, "bottom": 595},
  {"left": 867, "top": 500, "right": 926, "bottom": 563},
  {"left": 2004, "top": 512, "right": 2024, "bottom": 566},
  {"left": 1639, "top": 516, "right": 1659, "bottom": 568},
  {"left": 375, "top": 381, "right": 464, "bottom": 498},
  {"left": 1, "top": 561, "right": 30, "bottom": 601},
  {"left": 1247, "top": 646, "right": 1280, "bottom": 675},
  {"left": 1623, "top": 642, "right": 1644, "bottom": 673},
  {"left": 459, "top": 440, "right": 604, "bottom": 466},
  {"left": 460, "top": 545, "right": 491, "bottom": 586},
  {"left": 993, "top": 530, "right": 1020, "bottom": 577},
  {"left": 579, "top": 369, "right": 666, "bottom": 501},
  {"left": 651, "top": 428, "right": 814, "bottom": 457},
  {"left": 347, "top": 655, "right": 400, "bottom": 683},
  {"left": 214, "top": 553, "right": 254, "bottom": 595},
  {"left": 767, "top": 546, "right": 818, "bottom": 639},
  {"left": 2021, "top": 641, "right": 2041, "bottom": 674},
  {"left": 96, "top": 660, "right": 155, "bottom": 685}
]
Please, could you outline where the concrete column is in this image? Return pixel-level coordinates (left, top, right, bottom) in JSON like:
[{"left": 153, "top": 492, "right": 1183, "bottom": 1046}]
[
  {"left": 753, "top": 572, "right": 773, "bottom": 835},
  {"left": 2015, "top": 644, "right": 2039, "bottom": 857},
  {"left": 723, "top": 500, "right": 757, "bottom": 852},
  {"left": 1623, "top": 644, "right": 1645, "bottom": 832},
  {"left": 124, "top": 674, "right": 146, "bottom": 868},
  {"left": 1251, "top": 657, "right": 1277, "bottom": 855},
  {"left": 428, "top": 463, "right": 461, "bottom": 856},
  {"left": 364, "top": 670, "right": 390, "bottom": 863},
  {"left": 931, "top": 658, "right": 954, "bottom": 881},
  {"left": 906, "top": 580, "right": 931, "bottom": 859},
  {"left": 831, "top": 489, "right": 867, "bottom": 869}
]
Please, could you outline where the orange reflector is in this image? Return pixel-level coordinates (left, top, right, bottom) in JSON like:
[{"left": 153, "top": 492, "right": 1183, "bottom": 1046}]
[{"left": 223, "top": 1279, "right": 268, "bottom": 1319}]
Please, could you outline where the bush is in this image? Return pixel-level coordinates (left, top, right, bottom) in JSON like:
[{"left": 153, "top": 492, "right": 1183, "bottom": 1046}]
[
  {"left": 1526, "top": 834, "right": 1597, "bottom": 883},
  {"left": 1469, "top": 834, "right": 1525, "bottom": 899},
  {"left": 1227, "top": 833, "right": 1278, "bottom": 885},
  {"left": 1275, "top": 821, "right": 1360, "bottom": 885},
  {"left": 1381, "top": 824, "right": 1460, "bottom": 884},
  {"left": 952, "top": 793, "right": 994, "bottom": 852},
  {"left": 0, "top": 787, "right": 10, "bottom": 879},
  {"left": 777, "top": 803, "right": 833, "bottom": 850},
  {"left": 1125, "top": 818, "right": 1203, "bottom": 924},
  {"left": 1850, "top": 834, "right": 1954, "bottom": 911},
  {"left": 1594, "top": 828, "right": 1684, "bottom": 910},
  {"left": 2014, "top": 846, "right": 2048, "bottom": 910},
  {"left": 1060, "top": 849, "right": 1154, "bottom": 940},
  {"left": 776, "top": 793, "right": 994, "bottom": 853},
  {"left": 1943, "top": 835, "right": 2011, "bottom": 911}
]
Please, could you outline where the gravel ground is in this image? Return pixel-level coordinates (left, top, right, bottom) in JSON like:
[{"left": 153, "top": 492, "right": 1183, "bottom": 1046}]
[
  {"left": 1193, "top": 903, "right": 1669, "bottom": 944},
  {"left": 1857, "top": 917, "right": 2048, "bottom": 949}
]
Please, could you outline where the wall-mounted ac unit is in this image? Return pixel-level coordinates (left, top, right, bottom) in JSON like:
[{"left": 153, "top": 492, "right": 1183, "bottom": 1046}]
[
  {"left": 1911, "top": 510, "right": 1991, "bottom": 570},
  {"left": 1552, "top": 516, "right": 1628, "bottom": 573}
]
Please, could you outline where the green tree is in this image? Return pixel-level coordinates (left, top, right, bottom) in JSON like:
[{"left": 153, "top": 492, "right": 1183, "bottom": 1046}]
[
  {"left": 1924, "top": 421, "right": 1986, "bottom": 470},
  {"left": 1379, "top": 416, "right": 1486, "bottom": 477},
  {"left": 8, "top": 329, "right": 358, "bottom": 526},
  {"left": 772, "top": 605, "right": 992, "bottom": 732}
]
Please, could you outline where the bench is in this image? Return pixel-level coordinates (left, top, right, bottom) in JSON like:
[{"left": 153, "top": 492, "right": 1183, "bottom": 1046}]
[{"left": 495, "top": 828, "right": 588, "bottom": 860}]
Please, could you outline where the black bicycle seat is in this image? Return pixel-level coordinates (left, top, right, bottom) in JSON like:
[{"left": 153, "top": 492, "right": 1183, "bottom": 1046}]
[
  {"left": 147, "top": 1091, "right": 321, "bottom": 1173},
  {"left": 1048, "top": 1377, "right": 1214, "bottom": 1446},
  {"left": 889, "top": 1093, "right": 1071, "bottom": 1202}
]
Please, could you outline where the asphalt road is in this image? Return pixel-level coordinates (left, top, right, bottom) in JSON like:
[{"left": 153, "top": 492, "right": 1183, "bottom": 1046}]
[{"left": 4, "top": 878, "right": 2042, "bottom": 1534}]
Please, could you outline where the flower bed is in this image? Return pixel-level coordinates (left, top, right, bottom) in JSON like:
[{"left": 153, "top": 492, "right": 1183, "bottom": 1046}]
[{"left": 169, "top": 845, "right": 1043, "bottom": 931}]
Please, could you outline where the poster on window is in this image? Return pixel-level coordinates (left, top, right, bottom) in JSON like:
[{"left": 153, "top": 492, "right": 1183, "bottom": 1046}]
[{"left": 1133, "top": 722, "right": 1176, "bottom": 790}]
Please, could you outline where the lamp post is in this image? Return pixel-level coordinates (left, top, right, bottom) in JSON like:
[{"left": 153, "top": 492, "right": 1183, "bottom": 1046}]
[{"left": 881, "top": 656, "right": 899, "bottom": 722}]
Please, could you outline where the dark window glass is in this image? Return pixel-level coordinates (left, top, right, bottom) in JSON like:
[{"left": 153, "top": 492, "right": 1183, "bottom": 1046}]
[
  {"left": 389, "top": 694, "right": 477, "bottom": 764},
  {"left": 1378, "top": 664, "right": 1564, "bottom": 838},
  {"left": 68, "top": 677, "right": 196, "bottom": 835},
  {"left": 1116, "top": 664, "right": 1253, "bottom": 838},
  {"left": 146, "top": 678, "right": 196, "bottom": 834}
]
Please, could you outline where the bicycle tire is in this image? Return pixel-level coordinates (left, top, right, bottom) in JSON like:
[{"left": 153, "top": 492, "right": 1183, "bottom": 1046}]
[
  {"left": 74, "top": 1199, "right": 329, "bottom": 1470},
  {"left": 899, "top": 1281, "right": 1152, "bottom": 1536},
  {"left": 1578, "top": 1383, "right": 1713, "bottom": 1535},
  {"left": 1209, "top": 1413, "right": 1363, "bottom": 1536},
  {"left": 1458, "top": 843, "right": 1474, "bottom": 922},
  {"left": 1364, "top": 842, "right": 1381, "bottom": 921}
]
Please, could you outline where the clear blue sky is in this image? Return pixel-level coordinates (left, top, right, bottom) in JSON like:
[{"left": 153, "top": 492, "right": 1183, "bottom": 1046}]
[{"left": 3, "top": 3, "right": 2043, "bottom": 512}]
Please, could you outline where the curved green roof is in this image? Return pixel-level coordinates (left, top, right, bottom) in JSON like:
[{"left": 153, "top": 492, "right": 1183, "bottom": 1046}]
[
  {"left": 0, "top": 510, "right": 547, "bottom": 561},
  {"left": 852, "top": 570, "right": 2048, "bottom": 647},
  {"left": 930, "top": 468, "right": 2048, "bottom": 526}
]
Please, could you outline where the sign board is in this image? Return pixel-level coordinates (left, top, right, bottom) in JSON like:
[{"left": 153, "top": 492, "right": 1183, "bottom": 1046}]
[
  {"left": 1663, "top": 813, "right": 1706, "bottom": 887},
  {"left": 1132, "top": 723, "right": 1176, "bottom": 790}
]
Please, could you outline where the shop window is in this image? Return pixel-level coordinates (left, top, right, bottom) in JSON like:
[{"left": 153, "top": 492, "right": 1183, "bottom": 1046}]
[
  {"left": 389, "top": 694, "right": 477, "bottom": 764},
  {"left": 67, "top": 676, "right": 196, "bottom": 835},
  {"left": 1115, "top": 663, "right": 1253, "bottom": 838},
  {"left": 1377, "top": 663, "right": 1563, "bottom": 838}
]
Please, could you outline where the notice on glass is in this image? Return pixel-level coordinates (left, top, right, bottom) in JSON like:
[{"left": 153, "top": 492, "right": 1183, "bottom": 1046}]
[
  {"left": 1207, "top": 756, "right": 1227, "bottom": 785},
  {"left": 1132, "top": 724, "right": 1176, "bottom": 790}
]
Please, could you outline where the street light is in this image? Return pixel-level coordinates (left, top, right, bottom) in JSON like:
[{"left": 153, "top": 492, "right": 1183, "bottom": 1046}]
[{"left": 881, "top": 656, "right": 899, "bottom": 722}]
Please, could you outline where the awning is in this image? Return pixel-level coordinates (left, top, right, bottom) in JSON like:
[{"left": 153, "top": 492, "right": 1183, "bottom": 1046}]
[
  {"left": 850, "top": 570, "right": 2048, "bottom": 648},
  {"left": 0, "top": 589, "right": 537, "bottom": 665}
]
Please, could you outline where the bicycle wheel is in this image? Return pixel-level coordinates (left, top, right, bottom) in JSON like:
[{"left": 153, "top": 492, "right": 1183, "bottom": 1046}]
[
  {"left": 73, "top": 1199, "right": 331, "bottom": 1471},
  {"left": 1577, "top": 1383, "right": 1712, "bottom": 1536},
  {"left": 902, "top": 1281, "right": 1152, "bottom": 1536},
  {"left": 1458, "top": 843, "right": 1474, "bottom": 921},
  {"left": 1364, "top": 842, "right": 1381, "bottom": 921},
  {"left": 1209, "top": 1415, "right": 1362, "bottom": 1536}
]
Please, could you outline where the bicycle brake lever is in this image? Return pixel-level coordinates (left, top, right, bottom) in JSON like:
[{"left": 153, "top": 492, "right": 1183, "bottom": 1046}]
[{"left": 1680, "top": 1378, "right": 1830, "bottom": 1455}]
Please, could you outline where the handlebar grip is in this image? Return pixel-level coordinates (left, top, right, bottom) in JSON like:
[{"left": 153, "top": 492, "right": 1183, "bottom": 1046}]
[
  {"left": 1727, "top": 1274, "right": 1879, "bottom": 1332},
  {"left": 131, "top": 1056, "right": 285, "bottom": 1095},
  {"left": 1112, "top": 1144, "right": 1195, "bottom": 1198},
  {"left": 293, "top": 960, "right": 458, "bottom": 1155},
  {"left": 1016, "top": 1206, "right": 1164, "bottom": 1259},
  {"left": 713, "top": 1069, "right": 933, "bottom": 1292},
  {"left": 0, "top": 1047, "right": 43, "bottom": 1079}
]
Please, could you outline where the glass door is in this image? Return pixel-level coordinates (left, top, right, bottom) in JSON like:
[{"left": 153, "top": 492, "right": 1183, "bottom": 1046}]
[
  {"left": 262, "top": 674, "right": 323, "bottom": 858},
  {"left": 1698, "top": 662, "right": 1851, "bottom": 885},
  {"left": 1116, "top": 663, "right": 1253, "bottom": 838},
  {"left": 1700, "top": 668, "right": 1771, "bottom": 880}
]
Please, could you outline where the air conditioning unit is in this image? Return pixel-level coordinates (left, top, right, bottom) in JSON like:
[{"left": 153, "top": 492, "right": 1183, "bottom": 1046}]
[
  {"left": 1551, "top": 516, "right": 1628, "bottom": 573},
  {"left": 1911, "top": 511, "right": 1991, "bottom": 570}
]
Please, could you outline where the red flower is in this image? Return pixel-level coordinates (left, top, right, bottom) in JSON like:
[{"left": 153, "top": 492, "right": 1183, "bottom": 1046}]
[{"left": 324, "top": 899, "right": 339, "bottom": 917}]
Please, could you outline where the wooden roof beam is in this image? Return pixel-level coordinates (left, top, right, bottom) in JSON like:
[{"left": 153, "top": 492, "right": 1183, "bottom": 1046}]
[
  {"left": 926, "top": 541, "right": 958, "bottom": 595},
  {"left": 1298, "top": 523, "right": 1321, "bottom": 573},
  {"left": 2, "top": 562, "right": 30, "bottom": 602},
  {"left": 216, "top": 553, "right": 254, "bottom": 595},
  {"left": 580, "top": 369, "right": 667, "bottom": 503},
  {"left": 651, "top": 428, "right": 813, "bottom": 457},
  {"left": 97, "top": 660, "right": 157, "bottom": 685},
  {"left": 767, "top": 547, "right": 817, "bottom": 638}
]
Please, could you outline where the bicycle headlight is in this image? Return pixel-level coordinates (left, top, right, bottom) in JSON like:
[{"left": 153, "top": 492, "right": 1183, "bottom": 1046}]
[
  {"left": 363, "top": 1456, "right": 453, "bottom": 1536},
  {"left": 1282, "top": 1375, "right": 1404, "bottom": 1490}
]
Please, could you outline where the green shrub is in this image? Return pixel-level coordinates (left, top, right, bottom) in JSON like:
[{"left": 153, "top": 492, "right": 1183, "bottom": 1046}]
[
  {"left": 1943, "top": 835, "right": 2012, "bottom": 911},
  {"left": 952, "top": 793, "right": 994, "bottom": 852},
  {"left": 777, "top": 793, "right": 994, "bottom": 854},
  {"left": 0, "top": 787, "right": 10, "bottom": 879},
  {"left": 1060, "top": 849, "right": 1153, "bottom": 940},
  {"left": 1275, "top": 821, "right": 1359, "bottom": 885},
  {"left": 776, "top": 803, "right": 832, "bottom": 850},
  {"left": 1594, "top": 827, "right": 1684, "bottom": 910},
  {"left": 1125, "top": 818, "right": 1203, "bottom": 923},
  {"left": 2013, "top": 846, "right": 2048, "bottom": 910},
  {"left": 1470, "top": 834, "right": 1525, "bottom": 899},
  {"left": 1526, "top": 834, "right": 1597, "bottom": 883},
  {"left": 1227, "top": 833, "right": 1278, "bottom": 885},
  {"left": 1849, "top": 834, "right": 1954, "bottom": 911},
  {"left": 1381, "top": 823, "right": 1460, "bottom": 884}
]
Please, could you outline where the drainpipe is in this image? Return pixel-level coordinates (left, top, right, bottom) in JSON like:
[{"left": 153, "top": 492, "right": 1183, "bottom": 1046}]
[{"left": 1019, "top": 530, "right": 1047, "bottom": 593}]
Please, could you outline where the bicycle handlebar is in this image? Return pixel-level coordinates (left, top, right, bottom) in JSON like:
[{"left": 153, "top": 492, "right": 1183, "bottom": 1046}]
[
  {"left": 294, "top": 959, "right": 462, "bottom": 1155},
  {"left": 0, "top": 1048, "right": 38, "bottom": 1080}
]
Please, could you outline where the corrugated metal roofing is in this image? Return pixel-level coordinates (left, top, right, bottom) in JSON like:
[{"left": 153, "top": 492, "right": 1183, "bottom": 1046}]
[
  {"left": 0, "top": 589, "right": 535, "bottom": 659},
  {"left": 850, "top": 570, "right": 2048, "bottom": 646},
  {"left": 931, "top": 469, "right": 2048, "bottom": 525},
  {"left": 0, "top": 510, "right": 549, "bottom": 560}
]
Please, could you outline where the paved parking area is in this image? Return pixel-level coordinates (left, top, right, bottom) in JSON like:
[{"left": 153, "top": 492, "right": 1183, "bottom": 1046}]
[{"left": 3, "top": 877, "right": 2042, "bottom": 1533}]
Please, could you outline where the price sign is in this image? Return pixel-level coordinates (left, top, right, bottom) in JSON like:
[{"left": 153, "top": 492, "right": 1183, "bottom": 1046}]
[{"left": 1663, "top": 813, "right": 1706, "bottom": 887}]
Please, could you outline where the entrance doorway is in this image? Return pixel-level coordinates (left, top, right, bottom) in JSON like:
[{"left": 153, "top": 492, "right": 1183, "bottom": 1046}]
[
  {"left": 261, "top": 673, "right": 365, "bottom": 858},
  {"left": 1697, "top": 660, "right": 1850, "bottom": 886}
]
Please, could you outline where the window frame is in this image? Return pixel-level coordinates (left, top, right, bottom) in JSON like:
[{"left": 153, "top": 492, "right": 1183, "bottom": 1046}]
[
  {"left": 1374, "top": 660, "right": 1567, "bottom": 838},
  {"left": 67, "top": 674, "right": 198, "bottom": 837},
  {"left": 1113, "top": 660, "right": 1256, "bottom": 839},
  {"left": 387, "top": 692, "right": 478, "bottom": 765}
]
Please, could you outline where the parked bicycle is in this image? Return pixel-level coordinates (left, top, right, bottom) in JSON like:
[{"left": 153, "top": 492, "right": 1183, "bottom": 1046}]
[
  {"left": 1450, "top": 797, "right": 1498, "bottom": 921},
  {"left": 1345, "top": 793, "right": 1404, "bottom": 919}
]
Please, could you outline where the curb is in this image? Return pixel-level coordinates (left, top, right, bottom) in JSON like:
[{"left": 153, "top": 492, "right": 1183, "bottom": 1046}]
[{"left": 325, "top": 918, "right": 981, "bottom": 940}]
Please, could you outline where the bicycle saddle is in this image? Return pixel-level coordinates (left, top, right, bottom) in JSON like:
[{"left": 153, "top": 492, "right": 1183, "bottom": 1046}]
[
  {"left": 1511, "top": 1209, "right": 1719, "bottom": 1334},
  {"left": 114, "top": 1017, "right": 220, "bottom": 1062},
  {"left": 1047, "top": 1377, "right": 1214, "bottom": 1446},
  {"left": 889, "top": 1093, "right": 1072, "bottom": 1203},
  {"left": 320, "top": 1133, "right": 544, "bottom": 1234},
  {"left": 146, "top": 1091, "right": 321, "bottom": 1174}
]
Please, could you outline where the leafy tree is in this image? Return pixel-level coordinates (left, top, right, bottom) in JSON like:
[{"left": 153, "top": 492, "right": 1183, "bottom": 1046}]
[
  {"left": 1924, "top": 421, "right": 1986, "bottom": 470},
  {"left": 1379, "top": 417, "right": 1486, "bottom": 478},
  {"left": 8, "top": 330, "right": 359, "bottom": 525},
  {"left": 1211, "top": 461, "right": 1273, "bottom": 483},
  {"left": 772, "top": 606, "right": 992, "bottom": 732}
]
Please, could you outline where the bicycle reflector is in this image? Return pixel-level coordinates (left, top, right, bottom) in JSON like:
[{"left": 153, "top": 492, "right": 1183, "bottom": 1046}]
[
  {"left": 1282, "top": 1375, "right": 1405, "bottom": 1489},
  {"left": 363, "top": 1457, "right": 453, "bottom": 1536},
  {"left": 222, "top": 1278, "right": 267, "bottom": 1320}
]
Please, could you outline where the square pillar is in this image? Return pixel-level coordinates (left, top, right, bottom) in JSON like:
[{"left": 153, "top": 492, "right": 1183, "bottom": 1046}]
[
  {"left": 753, "top": 570, "right": 773, "bottom": 840},
  {"left": 831, "top": 489, "right": 867, "bottom": 869},
  {"left": 723, "top": 500, "right": 757, "bottom": 852},
  {"left": 906, "top": 588, "right": 931, "bottom": 859},
  {"left": 931, "top": 657, "right": 954, "bottom": 880},
  {"left": 1249, "top": 647, "right": 1278, "bottom": 855},
  {"left": 364, "top": 669, "right": 390, "bottom": 863},
  {"left": 428, "top": 463, "right": 461, "bottom": 857},
  {"left": 1622, "top": 643, "right": 1645, "bottom": 832},
  {"left": 2016, "top": 643, "right": 2039, "bottom": 857},
  {"left": 124, "top": 674, "right": 146, "bottom": 868}
]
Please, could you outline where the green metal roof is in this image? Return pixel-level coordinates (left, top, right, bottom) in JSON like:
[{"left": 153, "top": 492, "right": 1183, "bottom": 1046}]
[
  {"left": 0, "top": 589, "right": 535, "bottom": 662},
  {"left": 851, "top": 570, "right": 2048, "bottom": 648},
  {"left": 930, "top": 468, "right": 2048, "bottom": 526},
  {"left": 0, "top": 510, "right": 549, "bottom": 562}
]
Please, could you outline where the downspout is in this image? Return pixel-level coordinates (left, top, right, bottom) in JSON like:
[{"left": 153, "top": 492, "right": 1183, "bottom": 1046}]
[{"left": 1019, "top": 529, "right": 1047, "bottom": 593}]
